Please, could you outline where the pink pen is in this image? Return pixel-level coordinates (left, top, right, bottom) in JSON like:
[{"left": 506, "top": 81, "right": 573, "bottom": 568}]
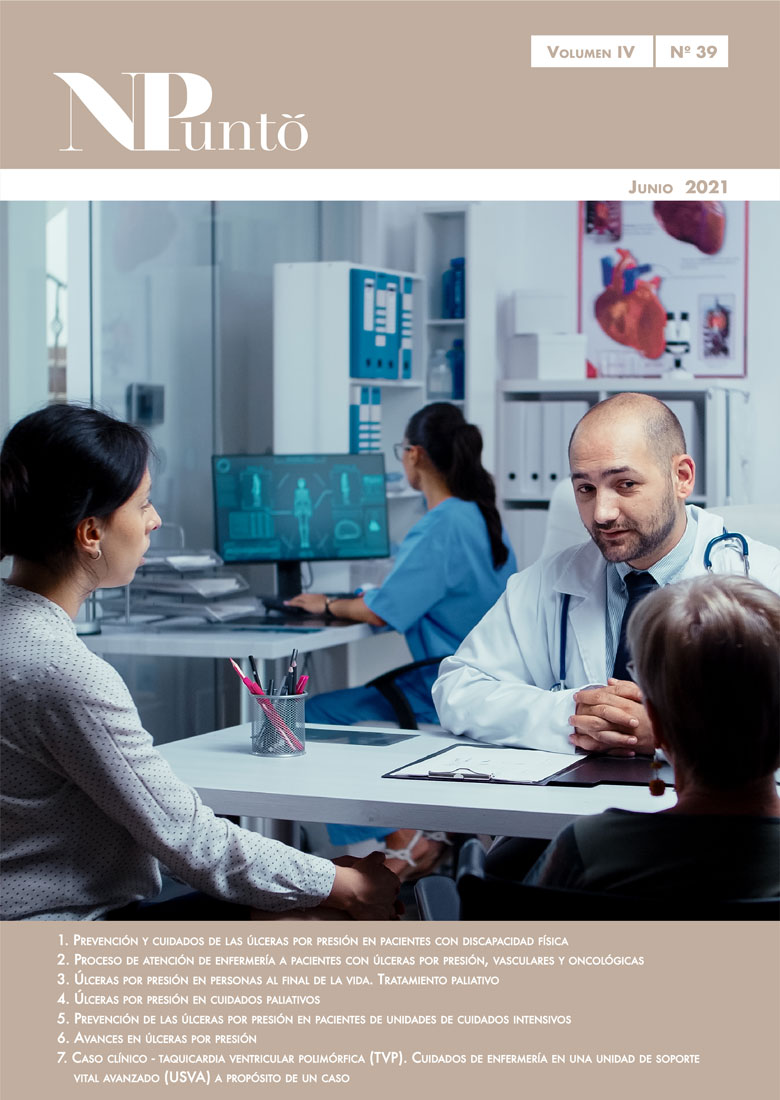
[{"left": 228, "top": 657, "right": 262, "bottom": 695}]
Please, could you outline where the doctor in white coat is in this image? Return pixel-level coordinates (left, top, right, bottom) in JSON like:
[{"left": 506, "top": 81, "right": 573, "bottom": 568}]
[{"left": 433, "top": 393, "right": 780, "bottom": 757}]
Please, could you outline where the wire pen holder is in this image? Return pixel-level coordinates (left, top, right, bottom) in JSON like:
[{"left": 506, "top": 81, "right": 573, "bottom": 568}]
[{"left": 251, "top": 693, "right": 307, "bottom": 757}]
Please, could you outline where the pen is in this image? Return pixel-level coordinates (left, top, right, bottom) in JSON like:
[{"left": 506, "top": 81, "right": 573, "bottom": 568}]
[
  {"left": 285, "top": 648, "right": 298, "bottom": 695},
  {"left": 229, "top": 657, "right": 262, "bottom": 696},
  {"left": 427, "top": 767, "right": 493, "bottom": 780},
  {"left": 294, "top": 674, "right": 309, "bottom": 695},
  {"left": 248, "top": 654, "right": 261, "bottom": 687}
]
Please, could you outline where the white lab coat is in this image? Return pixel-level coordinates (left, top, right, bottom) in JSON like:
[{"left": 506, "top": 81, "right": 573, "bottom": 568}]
[{"left": 432, "top": 506, "right": 780, "bottom": 754}]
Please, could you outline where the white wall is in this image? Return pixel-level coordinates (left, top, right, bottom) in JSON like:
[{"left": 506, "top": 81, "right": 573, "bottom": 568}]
[
  {"left": 743, "top": 201, "right": 780, "bottom": 505},
  {"left": 2, "top": 203, "right": 48, "bottom": 430}
]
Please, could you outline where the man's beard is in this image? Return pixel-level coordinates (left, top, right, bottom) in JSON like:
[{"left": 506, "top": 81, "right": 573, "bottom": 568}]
[{"left": 590, "top": 488, "right": 679, "bottom": 564}]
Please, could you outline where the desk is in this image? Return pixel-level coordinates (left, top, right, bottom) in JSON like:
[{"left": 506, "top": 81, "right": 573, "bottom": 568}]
[
  {"left": 85, "top": 622, "right": 376, "bottom": 720},
  {"left": 158, "top": 723, "right": 678, "bottom": 844}
]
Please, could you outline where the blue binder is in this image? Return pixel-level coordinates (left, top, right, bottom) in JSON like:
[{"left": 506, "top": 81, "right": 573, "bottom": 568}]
[
  {"left": 350, "top": 268, "right": 378, "bottom": 378},
  {"left": 400, "top": 276, "right": 414, "bottom": 379}
]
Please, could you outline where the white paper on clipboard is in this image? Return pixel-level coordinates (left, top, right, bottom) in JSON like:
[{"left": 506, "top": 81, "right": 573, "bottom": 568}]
[{"left": 387, "top": 745, "right": 581, "bottom": 785}]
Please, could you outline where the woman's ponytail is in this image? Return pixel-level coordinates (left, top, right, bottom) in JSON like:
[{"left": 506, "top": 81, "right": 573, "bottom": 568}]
[{"left": 405, "top": 402, "right": 508, "bottom": 569}]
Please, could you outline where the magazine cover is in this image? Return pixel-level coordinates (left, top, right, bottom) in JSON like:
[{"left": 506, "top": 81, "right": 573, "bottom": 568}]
[{"left": 1, "top": 3, "right": 779, "bottom": 1099}]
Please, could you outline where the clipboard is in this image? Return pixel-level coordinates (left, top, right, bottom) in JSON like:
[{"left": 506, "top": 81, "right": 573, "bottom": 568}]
[
  {"left": 384, "top": 745, "right": 676, "bottom": 788},
  {"left": 548, "top": 754, "right": 675, "bottom": 788},
  {"left": 383, "top": 745, "right": 584, "bottom": 786}
]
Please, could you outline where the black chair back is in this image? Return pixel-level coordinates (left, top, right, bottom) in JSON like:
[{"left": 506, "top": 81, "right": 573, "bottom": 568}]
[{"left": 416, "top": 838, "right": 780, "bottom": 921}]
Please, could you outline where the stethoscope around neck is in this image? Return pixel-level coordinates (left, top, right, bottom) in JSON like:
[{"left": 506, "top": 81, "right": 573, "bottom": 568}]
[{"left": 549, "top": 528, "right": 750, "bottom": 692}]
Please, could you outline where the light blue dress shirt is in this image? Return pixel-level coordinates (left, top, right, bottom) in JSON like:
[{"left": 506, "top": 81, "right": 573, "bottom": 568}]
[{"left": 605, "top": 509, "right": 699, "bottom": 672}]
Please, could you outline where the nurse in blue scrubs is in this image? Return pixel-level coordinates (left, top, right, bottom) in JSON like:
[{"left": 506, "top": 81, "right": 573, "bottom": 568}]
[{"left": 285, "top": 402, "right": 517, "bottom": 874}]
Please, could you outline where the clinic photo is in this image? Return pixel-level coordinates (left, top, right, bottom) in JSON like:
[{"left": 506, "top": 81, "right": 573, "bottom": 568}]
[{"left": 1, "top": 198, "right": 779, "bottom": 925}]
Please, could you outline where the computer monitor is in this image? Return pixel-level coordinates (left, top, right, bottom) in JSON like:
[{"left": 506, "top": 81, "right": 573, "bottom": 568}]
[{"left": 212, "top": 453, "right": 391, "bottom": 598}]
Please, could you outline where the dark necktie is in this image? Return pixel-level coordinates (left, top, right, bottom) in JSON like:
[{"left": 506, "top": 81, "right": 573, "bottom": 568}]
[{"left": 612, "top": 571, "right": 658, "bottom": 681}]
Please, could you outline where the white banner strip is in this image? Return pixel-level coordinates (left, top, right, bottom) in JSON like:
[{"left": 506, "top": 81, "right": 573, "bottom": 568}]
[
  {"left": 531, "top": 36, "right": 654, "bottom": 68},
  {"left": 1, "top": 169, "right": 778, "bottom": 202}
]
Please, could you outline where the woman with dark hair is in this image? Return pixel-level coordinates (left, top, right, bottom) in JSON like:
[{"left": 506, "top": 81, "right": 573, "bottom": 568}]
[
  {"left": 287, "top": 403, "right": 517, "bottom": 872},
  {"left": 1, "top": 404, "right": 400, "bottom": 921}
]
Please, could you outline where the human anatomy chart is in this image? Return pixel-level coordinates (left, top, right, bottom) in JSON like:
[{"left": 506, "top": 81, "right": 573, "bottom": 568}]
[{"left": 581, "top": 201, "right": 747, "bottom": 377}]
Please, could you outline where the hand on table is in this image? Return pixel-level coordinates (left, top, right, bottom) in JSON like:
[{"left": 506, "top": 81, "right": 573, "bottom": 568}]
[
  {"left": 284, "top": 592, "right": 385, "bottom": 627},
  {"left": 568, "top": 678, "right": 654, "bottom": 756},
  {"left": 285, "top": 592, "right": 328, "bottom": 615}
]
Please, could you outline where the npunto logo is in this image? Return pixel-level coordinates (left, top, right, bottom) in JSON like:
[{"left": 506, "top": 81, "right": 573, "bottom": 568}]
[{"left": 54, "top": 72, "right": 308, "bottom": 152}]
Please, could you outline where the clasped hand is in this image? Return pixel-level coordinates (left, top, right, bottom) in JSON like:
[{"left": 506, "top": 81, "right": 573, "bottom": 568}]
[
  {"left": 568, "top": 678, "right": 654, "bottom": 756},
  {"left": 251, "top": 852, "right": 403, "bottom": 921}
]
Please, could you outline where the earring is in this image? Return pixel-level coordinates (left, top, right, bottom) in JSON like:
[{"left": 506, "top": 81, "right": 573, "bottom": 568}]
[
  {"left": 649, "top": 751, "right": 666, "bottom": 797},
  {"left": 91, "top": 547, "right": 102, "bottom": 561}
]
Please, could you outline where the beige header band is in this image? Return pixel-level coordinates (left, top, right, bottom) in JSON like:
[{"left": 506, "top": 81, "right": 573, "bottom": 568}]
[{"left": 0, "top": 1, "right": 778, "bottom": 169}]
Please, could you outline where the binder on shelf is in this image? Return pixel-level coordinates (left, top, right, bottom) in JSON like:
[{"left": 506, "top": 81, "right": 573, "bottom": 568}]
[
  {"left": 560, "top": 400, "right": 590, "bottom": 473},
  {"left": 542, "top": 401, "right": 565, "bottom": 493},
  {"left": 544, "top": 400, "right": 590, "bottom": 490},
  {"left": 375, "top": 272, "right": 400, "bottom": 379},
  {"left": 384, "top": 275, "right": 400, "bottom": 380},
  {"left": 349, "top": 385, "right": 382, "bottom": 453},
  {"left": 350, "top": 268, "right": 405, "bottom": 380},
  {"left": 400, "top": 276, "right": 414, "bottom": 380},
  {"left": 501, "top": 402, "right": 544, "bottom": 500},
  {"left": 349, "top": 385, "right": 361, "bottom": 453},
  {"left": 369, "top": 387, "right": 382, "bottom": 451},
  {"left": 502, "top": 399, "right": 589, "bottom": 502},
  {"left": 350, "top": 268, "right": 377, "bottom": 378},
  {"left": 520, "top": 403, "right": 544, "bottom": 498},
  {"left": 350, "top": 385, "right": 372, "bottom": 452}
]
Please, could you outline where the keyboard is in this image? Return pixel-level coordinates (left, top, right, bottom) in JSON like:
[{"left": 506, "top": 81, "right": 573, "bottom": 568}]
[
  {"left": 260, "top": 595, "right": 307, "bottom": 616},
  {"left": 260, "top": 593, "right": 354, "bottom": 616}
]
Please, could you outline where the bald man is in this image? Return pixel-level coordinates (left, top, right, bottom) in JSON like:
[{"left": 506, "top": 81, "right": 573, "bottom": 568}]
[{"left": 433, "top": 394, "right": 780, "bottom": 756}]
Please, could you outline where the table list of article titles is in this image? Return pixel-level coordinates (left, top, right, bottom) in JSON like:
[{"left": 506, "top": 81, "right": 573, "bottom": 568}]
[{"left": 3, "top": 921, "right": 773, "bottom": 1099}]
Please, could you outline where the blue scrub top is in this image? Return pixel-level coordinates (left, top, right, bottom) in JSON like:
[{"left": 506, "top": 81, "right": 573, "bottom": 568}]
[{"left": 363, "top": 497, "right": 517, "bottom": 713}]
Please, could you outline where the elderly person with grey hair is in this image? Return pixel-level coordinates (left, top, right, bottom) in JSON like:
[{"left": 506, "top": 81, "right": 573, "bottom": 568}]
[{"left": 520, "top": 574, "right": 780, "bottom": 898}]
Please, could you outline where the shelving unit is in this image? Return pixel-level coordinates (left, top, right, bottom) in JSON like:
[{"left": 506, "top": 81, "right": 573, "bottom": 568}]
[
  {"left": 498, "top": 378, "right": 750, "bottom": 568},
  {"left": 273, "top": 261, "right": 428, "bottom": 573},
  {"left": 273, "top": 260, "right": 430, "bottom": 678},
  {"left": 273, "top": 261, "right": 425, "bottom": 472},
  {"left": 415, "top": 205, "right": 469, "bottom": 408}
]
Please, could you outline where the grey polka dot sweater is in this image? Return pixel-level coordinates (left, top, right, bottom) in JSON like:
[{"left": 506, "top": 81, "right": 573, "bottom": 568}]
[{"left": 0, "top": 583, "right": 335, "bottom": 920}]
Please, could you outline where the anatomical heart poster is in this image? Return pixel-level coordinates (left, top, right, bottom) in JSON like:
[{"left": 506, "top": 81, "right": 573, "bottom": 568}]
[{"left": 580, "top": 200, "right": 747, "bottom": 378}]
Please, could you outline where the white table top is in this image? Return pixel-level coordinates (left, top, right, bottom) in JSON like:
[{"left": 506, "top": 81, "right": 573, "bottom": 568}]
[
  {"left": 84, "top": 620, "right": 375, "bottom": 660},
  {"left": 158, "top": 723, "right": 678, "bottom": 840}
]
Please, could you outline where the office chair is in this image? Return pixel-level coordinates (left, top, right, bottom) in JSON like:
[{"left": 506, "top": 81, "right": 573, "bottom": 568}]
[
  {"left": 415, "top": 838, "right": 780, "bottom": 921},
  {"left": 540, "top": 479, "right": 588, "bottom": 558},
  {"left": 365, "top": 656, "right": 447, "bottom": 730}
]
